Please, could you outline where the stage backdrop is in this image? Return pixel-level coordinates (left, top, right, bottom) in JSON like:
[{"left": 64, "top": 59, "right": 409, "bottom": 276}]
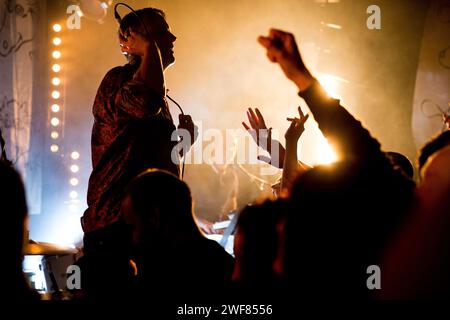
[
  {"left": 412, "top": 0, "right": 450, "bottom": 149},
  {"left": 0, "top": 0, "right": 46, "bottom": 214}
]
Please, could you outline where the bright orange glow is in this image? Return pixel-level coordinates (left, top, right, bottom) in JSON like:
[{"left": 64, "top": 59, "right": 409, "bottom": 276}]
[{"left": 317, "top": 139, "right": 338, "bottom": 165}]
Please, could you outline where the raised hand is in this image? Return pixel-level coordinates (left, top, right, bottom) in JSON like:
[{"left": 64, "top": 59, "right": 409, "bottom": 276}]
[
  {"left": 281, "top": 106, "right": 310, "bottom": 193},
  {"left": 285, "top": 106, "right": 309, "bottom": 144},
  {"left": 242, "top": 108, "right": 285, "bottom": 168},
  {"left": 242, "top": 108, "right": 271, "bottom": 151},
  {"left": 258, "top": 29, "right": 314, "bottom": 91}
]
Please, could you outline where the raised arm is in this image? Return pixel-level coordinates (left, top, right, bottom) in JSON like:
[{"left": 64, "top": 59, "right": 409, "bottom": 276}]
[
  {"left": 115, "top": 30, "right": 166, "bottom": 119},
  {"left": 281, "top": 107, "right": 310, "bottom": 192},
  {"left": 258, "top": 29, "right": 384, "bottom": 163}
]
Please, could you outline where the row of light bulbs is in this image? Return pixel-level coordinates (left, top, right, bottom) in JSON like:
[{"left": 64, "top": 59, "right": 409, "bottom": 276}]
[
  {"left": 48, "top": 24, "right": 81, "bottom": 203},
  {"left": 50, "top": 23, "right": 63, "bottom": 153}
]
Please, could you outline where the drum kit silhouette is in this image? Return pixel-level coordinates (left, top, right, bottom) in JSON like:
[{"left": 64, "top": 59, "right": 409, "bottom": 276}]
[
  {"left": 26, "top": 239, "right": 78, "bottom": 256},
  {"left": 24, "top": 240, "right": 79, "bottom": 299}
]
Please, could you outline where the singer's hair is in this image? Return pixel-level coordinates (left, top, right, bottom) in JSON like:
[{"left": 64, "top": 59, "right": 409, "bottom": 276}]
[
  {"left": 418, "top": 130, "right": 450, "bottom": 170},
  {"left": 118, "top": 7, "right": 165, "bottom": 42}
]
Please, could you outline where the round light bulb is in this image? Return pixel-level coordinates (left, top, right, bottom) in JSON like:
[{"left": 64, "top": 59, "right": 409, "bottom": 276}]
[
  {"left": 71, "top": 151, "right": 80, "bottom": 160},
  {"left": 70, "top": 178, "right": 79, "bottom": 186},
  {"left": 52, "top": 77, "right": 61, "bottom": 86},
  {"left": 51, "top": 117, "right": 60, "bottom": 127},
  {"left": 53, "top": 24, "right": 62, "bottom": 32},
  {"left": 50, "top": 144, "right": 59, "bottom": 152},
  {"left": 53, "top": 37, "right": 61, "bottom": 45},
  {"left": 52, "top": 50, "right": 61, "bottom": 59},
  {"left": 51, "top": 104, "right": 60, "bottom": 112},
  {"left": 69, "top": 191, "right": 78, "bottom": 199},
  {"left": 52, "top": 64, "right": 61, "bottom": 72},
  {"left": 51, "top": 91, "right": 60, "bottom": 99}
]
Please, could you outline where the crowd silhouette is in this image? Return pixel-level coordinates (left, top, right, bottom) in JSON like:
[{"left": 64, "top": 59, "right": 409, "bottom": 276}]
[{"left": 1, "top": 7, "right": 449, "bottom": 305}]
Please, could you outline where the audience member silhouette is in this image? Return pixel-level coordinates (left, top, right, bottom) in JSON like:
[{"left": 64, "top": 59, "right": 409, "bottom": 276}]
[
  {"left": 258, "top": 29, "right": 415, "bottom": 297},
  {"left": 232, "top": 200, "right": 287, "bottom": 293},
  {"left": 381, "top": 132, "right": 450, "bottom": 298},
  {"left": 418, "top": 130, "right": 450, "bottom": 171},
  {"left": 386, "top": 151, "right": 414, "bottom": 179},
  {"left": 0, "top": 162, "right": 39, "bottom": 302},
  {"left": 122, "top": 169, "right": 234, "bottom": 300}
]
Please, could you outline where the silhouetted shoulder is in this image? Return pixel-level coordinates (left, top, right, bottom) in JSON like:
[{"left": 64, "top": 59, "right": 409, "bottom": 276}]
[{"left": 199, "top": 237, "right": 235, "bottom": 272}]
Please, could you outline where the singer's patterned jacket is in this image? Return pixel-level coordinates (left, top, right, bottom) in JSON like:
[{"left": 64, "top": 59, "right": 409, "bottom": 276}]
[{"left": 82, "top": 63, "right": 179, "bottom": 233}]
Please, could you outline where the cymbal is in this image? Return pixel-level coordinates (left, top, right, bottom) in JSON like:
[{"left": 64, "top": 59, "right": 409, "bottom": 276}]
[{"left": 25, "top": 240, "right": 78, "bottom": 256}]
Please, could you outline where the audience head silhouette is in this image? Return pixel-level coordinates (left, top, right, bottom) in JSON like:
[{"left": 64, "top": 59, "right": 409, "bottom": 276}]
[
  {"left": 418, "top": 130, "right": 450, "bottom": 172},
  {"left": 123, "top": 169, "right": 200, "bottom": 247},
  {"left": 233, "top": 200, "right": 286, "bottom": 282},
  {"left": 386, "top": 151, "right": 414, "bottom": 179}
]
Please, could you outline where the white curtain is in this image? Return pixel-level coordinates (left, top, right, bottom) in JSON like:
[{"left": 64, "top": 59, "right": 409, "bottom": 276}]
[{"left": 0, "top": 0, "right": 42, "bottom": 214}]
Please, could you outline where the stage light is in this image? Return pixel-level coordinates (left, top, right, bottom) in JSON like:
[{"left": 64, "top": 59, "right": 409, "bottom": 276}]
[
  {"left": 51, "top": 104, "right": 60, "bottom": 113},
  {"left": 52, "top": 50, "right": 61, "bottom": 59},
  {"left": 79, "top": 0, "right": 113, "bottom": 23},
  {"left": 53, "top": 37, "right": 61, "bottom": 46},
  {"left": 325, "top": 23, "right": 342, "bottom": 30},
  {"left": 53, "top": 24, "right": 62, "bottom": 32},
  {"left": 51, "top": 131, "right": 59, "bottom": 139},
  {"left": 51, "top": 91, "right": 60, "bottom": 99},
  {"left": 50, "top": 144, "right": 59, "bottom": 153},
  {"left": 318, "top": 74, "right": 339, "bottom": 98},
  {"left": 52, "top": 77, "right": 61, "bottom": 86},
  {"left": 51, "top": 117, "right": 60, "bottom": 127},
  {"left": 317, "top": 140, "right": 337, "bottom": 165},
  {"left": 70, "top": 165, "right": 80, "bottom": 173},
  {"left": 321, "top": 21, "right": 342, "bottom": 30},
  {"left": 70, "top": 178, "right": 79, "bottom": 186},
  {"left": 71, "top": 151, "right": 80, "bottom": 160},
  {"left": 69, "top": 191, "right": 78, "bottom": 199},
  {"left": 52, "top": 64, "right": 61, "bottom": 72}
]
